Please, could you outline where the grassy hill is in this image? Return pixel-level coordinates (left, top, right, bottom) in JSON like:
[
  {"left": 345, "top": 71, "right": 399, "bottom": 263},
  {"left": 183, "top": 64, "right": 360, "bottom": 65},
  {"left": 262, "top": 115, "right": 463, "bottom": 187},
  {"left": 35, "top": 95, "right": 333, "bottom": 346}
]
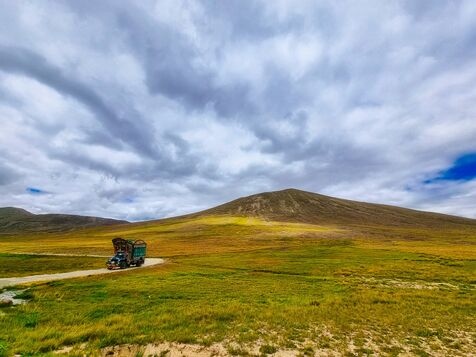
[
  {"left": 0, "top": 207, "right": 128, "bottom": 234},
  {"left": 196, "top": 188, "right": 476, "bottom": 228},
  {"left": 0, "top": 189, "right": 475, "bottom": 355}
]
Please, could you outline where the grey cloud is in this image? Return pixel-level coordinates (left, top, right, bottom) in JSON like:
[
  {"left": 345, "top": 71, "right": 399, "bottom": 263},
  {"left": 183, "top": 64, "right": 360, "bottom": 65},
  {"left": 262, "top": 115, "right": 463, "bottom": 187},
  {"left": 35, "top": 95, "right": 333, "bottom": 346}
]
[
  {"left": 0, "top": 44, "right": 215, "bottom": 183},
  {"left": 62, "top": 0, "right": 260, "bottom": 118},
  {"left": 204, "top": 0, "right": 277, "bottom": 40},
  {"left": 90, "top": 2, "right": 269, "bottom": 118},
  {"left": 0, "top": 162, "right": 18, "bottom": 186},
  {"left": 80, "top": 128, "right": 125, "bottom": 152},
  {"left": 0, "top": 82, "right": 22, "bottom": 107},
  {"left": 60, "top": 1, "right": 313, "bottom": 122},
  {"left": 137, "top": 27, "right": 258, "bottom": 118},
  {"left": 0, "top": 45, "right": 156, "bottom": 157}
]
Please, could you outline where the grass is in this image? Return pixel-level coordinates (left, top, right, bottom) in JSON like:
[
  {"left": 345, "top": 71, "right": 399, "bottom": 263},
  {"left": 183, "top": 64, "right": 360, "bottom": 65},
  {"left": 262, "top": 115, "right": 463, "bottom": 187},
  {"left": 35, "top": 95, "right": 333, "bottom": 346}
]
[
  {"left": 0, "top": 215, "right": 475, "bottom": 355},
  {"left": 0, "top": 253, "right": 106, "bottom": 278},
  {"left": 0, "top": 216, "right": 338, "bottom": 257}
]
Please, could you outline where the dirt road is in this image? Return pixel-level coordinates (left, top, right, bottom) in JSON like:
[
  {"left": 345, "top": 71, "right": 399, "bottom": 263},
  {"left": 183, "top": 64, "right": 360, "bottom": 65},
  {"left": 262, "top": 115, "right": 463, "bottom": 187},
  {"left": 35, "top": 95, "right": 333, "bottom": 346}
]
[{"left": 0, "top": 257, "right": 164, "bottom": 289}]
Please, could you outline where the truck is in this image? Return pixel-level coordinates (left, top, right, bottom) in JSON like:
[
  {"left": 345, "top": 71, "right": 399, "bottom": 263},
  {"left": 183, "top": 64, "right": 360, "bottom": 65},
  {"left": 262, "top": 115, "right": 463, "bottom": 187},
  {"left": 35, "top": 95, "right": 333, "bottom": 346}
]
[{"left": 106, "top": 237, "right": 147, "bottom": 269}]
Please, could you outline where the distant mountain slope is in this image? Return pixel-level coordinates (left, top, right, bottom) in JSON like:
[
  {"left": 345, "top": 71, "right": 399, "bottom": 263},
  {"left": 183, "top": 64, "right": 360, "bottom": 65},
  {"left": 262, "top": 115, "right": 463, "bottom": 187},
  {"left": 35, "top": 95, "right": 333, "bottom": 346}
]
[
  {"left": 195, "top": 188, "right": 476, "bottom": 227},
  {"left": 0, "top": 207, "right": 128, "bottom": 234}
]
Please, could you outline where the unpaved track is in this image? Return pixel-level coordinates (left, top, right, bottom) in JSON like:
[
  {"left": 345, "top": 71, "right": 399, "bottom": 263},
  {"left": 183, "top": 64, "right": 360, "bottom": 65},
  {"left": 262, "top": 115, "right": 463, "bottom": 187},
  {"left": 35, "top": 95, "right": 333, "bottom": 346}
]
[{"left": 0, "top": 258, "right": 164, "bottom": 289}]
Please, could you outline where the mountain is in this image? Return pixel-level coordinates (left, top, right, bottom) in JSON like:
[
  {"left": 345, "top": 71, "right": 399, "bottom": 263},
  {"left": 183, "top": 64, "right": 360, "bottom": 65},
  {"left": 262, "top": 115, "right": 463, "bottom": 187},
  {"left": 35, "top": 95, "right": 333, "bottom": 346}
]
[
  {"left": 3, "top": 189, "right": 475, "bottom": 234},
  {"left": 194, "top": 188, "right": 476, "bottom": 228},
  {"left": 0, "top": 207, "right": 128, "bottom": 234}
]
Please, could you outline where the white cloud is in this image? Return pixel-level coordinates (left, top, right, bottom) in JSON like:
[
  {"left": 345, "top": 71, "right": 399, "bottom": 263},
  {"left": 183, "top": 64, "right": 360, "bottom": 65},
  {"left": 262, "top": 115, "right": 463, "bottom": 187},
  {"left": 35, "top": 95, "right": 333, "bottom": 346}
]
[{"left": 0, "top": 0, "right": 475, "bottom": 220}]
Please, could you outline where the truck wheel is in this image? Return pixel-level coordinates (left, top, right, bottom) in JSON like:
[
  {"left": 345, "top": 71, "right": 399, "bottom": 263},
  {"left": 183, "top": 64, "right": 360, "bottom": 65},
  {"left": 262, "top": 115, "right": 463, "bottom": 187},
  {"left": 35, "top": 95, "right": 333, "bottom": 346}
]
[
  {"left": 136, "top": 260, "right": 142, "bottom": 267},
  {"left": 120, "top": 261, "right": 126, "bottom": 269}
]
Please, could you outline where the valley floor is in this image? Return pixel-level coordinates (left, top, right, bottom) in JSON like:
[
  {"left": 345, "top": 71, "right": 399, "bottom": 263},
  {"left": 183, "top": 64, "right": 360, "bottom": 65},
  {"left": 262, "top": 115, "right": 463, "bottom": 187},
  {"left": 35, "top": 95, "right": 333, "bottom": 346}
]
[{"left": 0, "top": 216, "right": 475, "bottom": 356}]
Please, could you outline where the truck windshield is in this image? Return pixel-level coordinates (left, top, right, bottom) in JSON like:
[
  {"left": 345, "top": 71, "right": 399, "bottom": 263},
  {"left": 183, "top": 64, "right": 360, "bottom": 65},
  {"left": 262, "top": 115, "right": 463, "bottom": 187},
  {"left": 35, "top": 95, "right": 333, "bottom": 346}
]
[{"left": 116, "top": 252, "right": 125, "bottom": 258}]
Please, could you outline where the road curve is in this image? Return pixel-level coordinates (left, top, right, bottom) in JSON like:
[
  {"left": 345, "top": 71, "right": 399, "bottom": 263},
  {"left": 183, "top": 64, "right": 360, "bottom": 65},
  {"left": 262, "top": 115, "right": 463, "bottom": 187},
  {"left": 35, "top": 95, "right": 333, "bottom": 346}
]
[{"left": 0, "top": 258, "right": 164, "bottom": 289}]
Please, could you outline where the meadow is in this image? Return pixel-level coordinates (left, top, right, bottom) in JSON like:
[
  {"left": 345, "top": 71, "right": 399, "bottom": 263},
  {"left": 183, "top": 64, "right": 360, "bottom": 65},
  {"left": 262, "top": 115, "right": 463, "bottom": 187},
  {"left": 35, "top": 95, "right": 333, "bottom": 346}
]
[
  {"left": 0, "top": 215, "right": 475, "bottom": 356},
  {"left": 0, "top": 253, "right": 105, "bottom": 278}
]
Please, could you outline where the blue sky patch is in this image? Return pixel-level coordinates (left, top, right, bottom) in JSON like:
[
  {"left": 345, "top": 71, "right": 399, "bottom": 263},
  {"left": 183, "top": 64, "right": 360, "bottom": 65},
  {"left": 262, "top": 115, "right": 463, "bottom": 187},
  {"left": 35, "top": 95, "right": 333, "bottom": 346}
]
[
  {"left": 26, "top": 187, "right": 45, "bottom": 194},
  {"left": 426, "top": 153, "right": 476, "bottom": 183}
]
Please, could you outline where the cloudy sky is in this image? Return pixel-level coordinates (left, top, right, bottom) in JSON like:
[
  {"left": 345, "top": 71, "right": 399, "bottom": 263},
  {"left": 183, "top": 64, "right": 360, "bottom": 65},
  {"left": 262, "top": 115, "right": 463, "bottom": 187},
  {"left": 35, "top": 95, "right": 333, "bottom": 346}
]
[{"left": 0, "top": 0, "right": 475, "bottom": 221}]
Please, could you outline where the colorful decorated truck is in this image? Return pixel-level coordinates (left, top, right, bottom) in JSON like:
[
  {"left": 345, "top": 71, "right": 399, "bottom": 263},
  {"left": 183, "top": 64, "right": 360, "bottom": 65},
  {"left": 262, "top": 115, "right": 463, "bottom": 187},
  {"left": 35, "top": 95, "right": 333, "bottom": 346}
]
[{"left": 106, "top": 237, "right": 146, "bottom": 269}]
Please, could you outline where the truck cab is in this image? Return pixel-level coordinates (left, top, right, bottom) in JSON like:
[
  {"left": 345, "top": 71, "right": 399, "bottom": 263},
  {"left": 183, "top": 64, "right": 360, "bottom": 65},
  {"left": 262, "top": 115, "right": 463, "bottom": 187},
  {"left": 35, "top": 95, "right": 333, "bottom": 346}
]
[{"left": 106, "top": 251, "right": 128, "bottom": 269}]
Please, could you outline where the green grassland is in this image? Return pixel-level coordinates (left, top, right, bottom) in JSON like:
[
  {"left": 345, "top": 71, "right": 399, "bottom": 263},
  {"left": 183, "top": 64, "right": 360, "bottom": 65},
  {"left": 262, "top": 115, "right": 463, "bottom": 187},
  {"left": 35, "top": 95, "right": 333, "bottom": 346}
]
[
  {"left": 0, "top": 214, "right": 475, "bottom": 356},
  {"left": 0, "top": 253, "right": 105, "bottom": 278}
]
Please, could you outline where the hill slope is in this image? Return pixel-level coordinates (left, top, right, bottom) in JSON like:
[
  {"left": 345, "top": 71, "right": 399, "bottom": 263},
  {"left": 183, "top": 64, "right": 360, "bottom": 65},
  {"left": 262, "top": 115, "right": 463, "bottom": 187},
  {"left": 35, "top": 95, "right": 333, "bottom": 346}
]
[
  {"left": 196, "top": 188, "right": 476, "bottom": 227},
  {"left": 0, "top": 207, "right": 128, "bottom": 234}
]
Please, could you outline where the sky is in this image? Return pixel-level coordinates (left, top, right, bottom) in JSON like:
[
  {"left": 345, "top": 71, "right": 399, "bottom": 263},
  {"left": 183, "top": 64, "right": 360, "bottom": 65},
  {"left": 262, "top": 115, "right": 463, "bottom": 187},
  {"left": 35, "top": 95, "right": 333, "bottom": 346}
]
[{"left": 0, "top": 0, "right": 475, "bottom": 221}]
